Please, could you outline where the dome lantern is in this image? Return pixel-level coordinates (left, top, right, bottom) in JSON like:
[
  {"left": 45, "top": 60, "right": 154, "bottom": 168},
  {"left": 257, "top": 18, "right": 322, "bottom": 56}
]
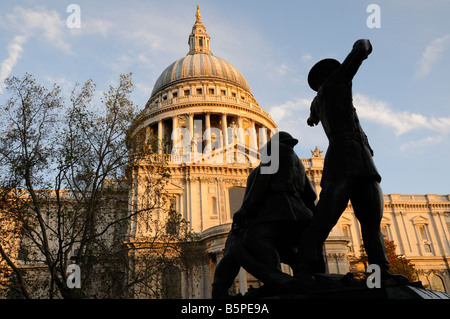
[{"left": 188, "top": 6, "right": 211, "bottom": 55}]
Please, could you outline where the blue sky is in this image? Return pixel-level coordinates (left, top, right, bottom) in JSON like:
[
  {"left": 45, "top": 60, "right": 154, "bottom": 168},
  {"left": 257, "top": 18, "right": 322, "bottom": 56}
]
[{"left": 0, "top": 0, "right": 449, "bottom": 195}]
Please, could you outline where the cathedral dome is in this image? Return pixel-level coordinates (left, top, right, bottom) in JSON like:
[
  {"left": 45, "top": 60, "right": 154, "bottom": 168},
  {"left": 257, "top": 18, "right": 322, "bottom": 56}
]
[
  {"left": 151, "top": 54, "right": 251, "bottom": 97},
  {"left": 133, "top": 6, "right": 277, "bottom": 157}
]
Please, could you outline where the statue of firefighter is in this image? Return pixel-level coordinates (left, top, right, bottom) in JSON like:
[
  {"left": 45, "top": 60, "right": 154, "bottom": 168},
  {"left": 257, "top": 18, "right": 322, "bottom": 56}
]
[{"left": 211, "top": 131, "right": 320, "bottom": 298}]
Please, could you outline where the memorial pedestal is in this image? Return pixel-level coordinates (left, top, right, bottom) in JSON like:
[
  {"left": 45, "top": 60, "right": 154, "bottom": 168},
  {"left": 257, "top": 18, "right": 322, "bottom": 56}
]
[{"left": 243, "top": 273, "right": 450, "bottom": 299}]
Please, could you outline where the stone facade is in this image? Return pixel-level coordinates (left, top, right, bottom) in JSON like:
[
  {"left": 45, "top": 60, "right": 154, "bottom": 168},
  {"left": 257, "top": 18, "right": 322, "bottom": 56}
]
[
  {"left": 129, "top": 7, "right": 450, "bottom": 298},
  {"left": 3, "top": 6, "right": 448, "bottom": 300}
]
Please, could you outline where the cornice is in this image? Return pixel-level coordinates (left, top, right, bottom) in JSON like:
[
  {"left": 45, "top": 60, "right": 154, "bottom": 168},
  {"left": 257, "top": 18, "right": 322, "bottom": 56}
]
[{"left": 133, "top": 103, "right": 275, "bottom": 130}]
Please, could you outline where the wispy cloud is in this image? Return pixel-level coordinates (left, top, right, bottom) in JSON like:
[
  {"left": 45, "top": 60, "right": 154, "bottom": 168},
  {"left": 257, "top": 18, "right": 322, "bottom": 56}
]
[
  {"left": 269, "top": 94, "right": 450, "bottom": 153},
  {"left": 275, "top": 63, "right": 289, "bottom": 75},
  {"left": 81, "top": 19, "right": 114, "bottom": 37},
  {"left": 400, "top": 136, "right": 443, "bottom": 151},
  {"left": 353, "top": 93, "right": 450, "bottom": 136},
  {"left": 267, "top": 97, "right": 328, "bottom": 150},
  {"left": 0, "top": 6, "right": 71, "bottom": 88},
  {"left": 0, "top": 35, "right": 27, "bottom": 92},
  {"left": 415, "top": 34, "right": 450, "bottom": 77},
  {"left": 267, "top": 98, "right": 311, "bottom": 124},
  {"left": 301, "top": 54, "right": 312, "bottom": 62},
  {"left": 5, "top": 6, "right": 70, "bottom": 52}
]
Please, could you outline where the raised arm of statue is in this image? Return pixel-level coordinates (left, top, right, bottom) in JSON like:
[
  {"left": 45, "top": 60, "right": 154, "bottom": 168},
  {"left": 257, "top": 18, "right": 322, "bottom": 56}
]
[{"left": 338, "top": 39, "right": 372, "bottom": 83}]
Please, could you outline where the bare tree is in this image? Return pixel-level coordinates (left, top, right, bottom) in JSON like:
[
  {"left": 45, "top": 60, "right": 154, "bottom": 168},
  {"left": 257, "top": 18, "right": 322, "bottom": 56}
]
[{"left": 0, "top": 73, "right": 207, "bottom": 299}]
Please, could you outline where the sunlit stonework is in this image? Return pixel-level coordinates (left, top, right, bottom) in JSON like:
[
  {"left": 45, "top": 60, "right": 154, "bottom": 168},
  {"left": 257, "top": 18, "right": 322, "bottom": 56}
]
[{"left": 128, "top": 7, "right": 450, "bottom": 297}]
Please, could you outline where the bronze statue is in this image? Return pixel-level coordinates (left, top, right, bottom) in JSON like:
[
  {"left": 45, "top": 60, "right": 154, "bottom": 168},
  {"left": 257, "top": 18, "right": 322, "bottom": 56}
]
[
  {"left": 212, "top": 131, "right": 317, "bottom": 298},
  {"left": 298, "top": 39, "right": 407, "bottom": 283}
]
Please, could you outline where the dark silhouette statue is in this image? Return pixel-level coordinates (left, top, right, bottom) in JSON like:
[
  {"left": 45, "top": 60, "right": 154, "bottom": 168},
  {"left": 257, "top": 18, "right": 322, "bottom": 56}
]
[
  {"left": 211, "top": 131, "right": 318, "bottom": 298},
  {"left": 298, "top": 39, "right": 408, "bottom": 284}
]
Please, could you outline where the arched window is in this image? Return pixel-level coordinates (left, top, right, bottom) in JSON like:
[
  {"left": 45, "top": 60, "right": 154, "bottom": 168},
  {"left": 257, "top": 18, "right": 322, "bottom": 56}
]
[{"left": 430, "top": 275, "right": 446, "bottom": 293}]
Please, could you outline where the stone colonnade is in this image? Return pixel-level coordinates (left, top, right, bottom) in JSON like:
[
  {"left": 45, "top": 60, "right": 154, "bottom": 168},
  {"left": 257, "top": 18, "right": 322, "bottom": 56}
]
[{"left": 146, "top": 112, "right": 273, "bottom": 157}]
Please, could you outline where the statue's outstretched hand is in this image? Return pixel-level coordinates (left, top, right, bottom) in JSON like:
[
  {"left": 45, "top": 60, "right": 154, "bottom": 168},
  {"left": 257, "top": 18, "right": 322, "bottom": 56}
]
[
  {"left": 307, "top": 117, "right": 317, "bottom": 127},
  {"left": 353, "top": 39, "right": 372, "bottom": 57}
]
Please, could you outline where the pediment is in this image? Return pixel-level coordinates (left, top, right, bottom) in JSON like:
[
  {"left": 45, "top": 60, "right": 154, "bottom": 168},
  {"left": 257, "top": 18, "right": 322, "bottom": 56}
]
[
  {"left": 339, "top": 215, "right": 352, "bottom": 224},
  {"left": 165, "top": 180, "right": 184, "bottom": 193},
  {"left": 200, "top": 141, "right": 260, "bottom": 166},
  {"left": 410, "top": 215, "right": 429, "bottom": 225},
  {"left": 380, "top": 216, "right": 391, "bottom": 224}
]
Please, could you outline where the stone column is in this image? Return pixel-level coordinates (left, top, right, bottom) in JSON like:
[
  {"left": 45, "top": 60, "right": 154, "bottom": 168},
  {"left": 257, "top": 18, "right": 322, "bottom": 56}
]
[
  {"left": 158, "top": 119, "right": 163, "bottom": 154},
  {"left": 237, "top": 116, "right": 244, "bottom": 144},
  {"left": 260, "top": 126, "right": 268, "bottom": 147},
  {"left": 188, "top": 113, "right": 195, "bottom": 157},
  {"left": 221, "top": 113, "right": 228, "bottom": 148},
  {"left": 238, "top": 268, "right": 248, "bottom": 295},
  {"left": 434, "top": 211, "right": 450, "bottom": 254},
  {"left": 172, "top": 116, "right": 178, "bottom": 155},
  {"left": 145, "top": 126, "right": 151, "bottom": 149},
  {"left": 188, "top": 113, "right": 195, "bottom": 140},
  {"left": 428, "top": 210, "right": 447, "bottom": 256},
  {"left": 250, "top": 120, "right": 258, "bottom": 150},
  {"left": 204, "top": 112, "right": 211, "bottom": 153}
]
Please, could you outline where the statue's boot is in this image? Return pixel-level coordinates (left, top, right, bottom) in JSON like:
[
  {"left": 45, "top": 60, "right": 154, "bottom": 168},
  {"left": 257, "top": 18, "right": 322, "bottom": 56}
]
[
  {"left": 231, "top": 238, "right": 305, "bottom": 295},
  {"left": 381, "top": 269, "right": 410, "bottom": 285},
  {"left": 291, "top": 262, "right": 320, "bottom": 292},
  {"left": 211, "top": 283, "right": 243, "bottom": 299}
]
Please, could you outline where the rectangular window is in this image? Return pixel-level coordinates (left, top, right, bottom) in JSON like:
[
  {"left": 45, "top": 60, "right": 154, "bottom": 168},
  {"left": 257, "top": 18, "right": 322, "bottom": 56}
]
[
  {"left": 211, "top": 197, "right": 218, "bottom": 216},
  {"left": 419, "top": 225, "right": 429, "bottom": 241},
  {"left": 228, "top": 188, "right": 246, "bottom": 219},
  {"left": 197, "top": 88, "right": 202, "bottom": 94},
  {"left": 221, "top": 89, "right": 226, "bottom": 95},
  {"left": 172, "top": 91, "right": 178, "bottom": 98},
  {"left": 184, "top": 89, "right": 190, "bottom": 96},
  {"left": 199, "top": 38, "right": 203, "bottom": 47},
  {"left": 342, "top": 225, "right": 354, "bottom": 252},
  {"left": 209, "top": 88, "right": 214, "bottom": 95},
  {"left": 381, "top": 225, "right": 391, "bottom": 240}
]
